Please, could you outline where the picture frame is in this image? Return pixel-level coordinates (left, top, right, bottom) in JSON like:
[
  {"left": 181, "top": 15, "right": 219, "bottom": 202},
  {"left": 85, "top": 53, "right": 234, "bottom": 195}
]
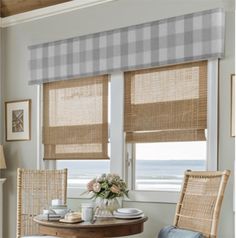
[
  {"left": 5, "top": 99, "right": 31, "bottom": 141},
  {"left": 231, "top": 74, "right": 235, "bottom": 137}
]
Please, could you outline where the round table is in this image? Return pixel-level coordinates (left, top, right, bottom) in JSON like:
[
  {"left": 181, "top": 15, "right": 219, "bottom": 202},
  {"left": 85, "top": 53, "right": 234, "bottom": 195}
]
[{"left": 34, "top": 215, "right": 148, "bottom": 238}]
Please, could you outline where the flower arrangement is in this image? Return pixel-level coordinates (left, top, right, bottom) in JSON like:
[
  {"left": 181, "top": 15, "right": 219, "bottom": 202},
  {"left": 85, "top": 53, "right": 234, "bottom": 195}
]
[{"left": 86, "top": 173, "right": 129, "bottom": 200}]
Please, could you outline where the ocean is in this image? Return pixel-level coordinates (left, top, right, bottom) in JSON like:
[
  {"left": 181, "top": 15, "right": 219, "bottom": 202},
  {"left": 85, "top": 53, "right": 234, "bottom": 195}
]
[{"left": 57, "top": 160, "right": 205, "bottom": 190}]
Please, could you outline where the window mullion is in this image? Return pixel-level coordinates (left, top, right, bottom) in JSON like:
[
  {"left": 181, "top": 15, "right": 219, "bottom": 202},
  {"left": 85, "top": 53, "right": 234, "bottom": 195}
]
[
  {"left": 207, "top": 59, "right": 218, "bottom": 170},
  {"left": 110, "top": 72, "right": 124, "bottom": 176},
  {"left": 131, "top": 144, "right": 136, "bottom": 190},
  {"left": 125, "top": 143, "right": 135, "bottom": 190}
]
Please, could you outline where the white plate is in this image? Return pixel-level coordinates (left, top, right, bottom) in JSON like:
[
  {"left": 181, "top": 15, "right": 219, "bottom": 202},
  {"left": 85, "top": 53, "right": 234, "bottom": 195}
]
[
  {"left": 116, "top": 208, "right": 143, "bottom": 215},
  {"left": 114, "top": 213, "right": 144, "bottom": 219},
  {"left": 113, "top": 211, "right": 143, "bottom": 217}
]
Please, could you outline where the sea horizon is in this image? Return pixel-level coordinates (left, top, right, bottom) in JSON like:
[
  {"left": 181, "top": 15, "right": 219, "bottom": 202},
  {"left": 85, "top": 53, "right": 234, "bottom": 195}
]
[{"left": 58, "top": 159, "right": 205, "bottom": 190}]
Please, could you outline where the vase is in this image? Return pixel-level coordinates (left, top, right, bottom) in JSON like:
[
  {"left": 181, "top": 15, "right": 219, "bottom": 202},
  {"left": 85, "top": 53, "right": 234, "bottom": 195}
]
[{"left": 96, "top": 197, "right": 121, "bottom": 217}]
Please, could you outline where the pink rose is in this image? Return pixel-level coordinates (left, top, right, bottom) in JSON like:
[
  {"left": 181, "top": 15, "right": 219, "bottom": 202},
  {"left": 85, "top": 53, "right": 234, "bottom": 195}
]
[
  {"left": 93, "top": 182, "right": 101, "bottom": 193},
  {"left": 110, "top": 185, "right": 120, "bottom": 194},
  {"left": 87, "top": 179, "right": 95, "bottom": 192}
]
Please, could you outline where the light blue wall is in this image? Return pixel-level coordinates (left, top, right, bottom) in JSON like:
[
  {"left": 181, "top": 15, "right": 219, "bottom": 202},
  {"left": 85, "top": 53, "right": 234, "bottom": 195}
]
[{"left": 1, "top": 0, "right": 235, "bottom": 237}]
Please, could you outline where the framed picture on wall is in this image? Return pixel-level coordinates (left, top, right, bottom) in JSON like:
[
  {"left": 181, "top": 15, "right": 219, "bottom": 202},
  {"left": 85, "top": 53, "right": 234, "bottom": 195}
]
[
  {"left": 5, "top": 99, "right": 31, "bottom": 141},
  {"left": 231, "top": 74, "right": 235, "bottom": 137}
]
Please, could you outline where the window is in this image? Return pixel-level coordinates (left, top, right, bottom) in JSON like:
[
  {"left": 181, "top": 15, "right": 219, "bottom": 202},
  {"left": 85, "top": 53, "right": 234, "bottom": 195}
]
[
  {"left": 135, "top": 141, "right": 206, "bottom": 191},
  {"left": 43, "top": 75, "right": 109, "bottom": 160},
  {"left": 45, "top": 60, "right": 217, "bottom": 201},
  {"left": 43, "top": 76, "right": 110, "bottom": 190},
  {"left": 124, "top": 61, "right": 209, "bottom": 191}
]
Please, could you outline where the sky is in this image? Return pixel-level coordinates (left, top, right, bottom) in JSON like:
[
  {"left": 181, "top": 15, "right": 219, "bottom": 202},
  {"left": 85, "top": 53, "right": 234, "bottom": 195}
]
[{"left": 136, "top": 141, "right": 206, "bottom": 160}]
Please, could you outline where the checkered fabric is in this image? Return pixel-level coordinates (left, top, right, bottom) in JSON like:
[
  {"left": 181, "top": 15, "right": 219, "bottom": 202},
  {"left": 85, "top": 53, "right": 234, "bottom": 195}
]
[{"left": 29, "top": 8, "right": 225, "bottom": 85}]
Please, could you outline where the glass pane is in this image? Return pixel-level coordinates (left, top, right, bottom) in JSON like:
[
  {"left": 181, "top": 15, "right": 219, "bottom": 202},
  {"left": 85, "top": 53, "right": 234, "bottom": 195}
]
[
  {"left": 57, "top": 160, "right": 110, "bottom": 188},
  {"left": 135, "top": 141, "right": 207, "bottom": 191},
  {"left": 48, "top": 82, "right": 104, "bottom": 126}
]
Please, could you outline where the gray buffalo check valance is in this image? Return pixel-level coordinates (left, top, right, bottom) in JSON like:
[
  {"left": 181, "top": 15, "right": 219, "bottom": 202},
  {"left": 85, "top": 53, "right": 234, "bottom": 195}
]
[{"left": 29, "top": 8, "right": 225, "bottom": 85}]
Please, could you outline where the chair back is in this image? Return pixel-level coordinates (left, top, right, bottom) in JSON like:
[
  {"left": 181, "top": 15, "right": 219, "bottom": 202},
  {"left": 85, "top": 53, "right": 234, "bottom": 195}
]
[
  {"left": 16, "top": 168, "right": 67, "bottom": 238},
  {"left": 173, "top": 170, "right": 230, "bottom": 238}
]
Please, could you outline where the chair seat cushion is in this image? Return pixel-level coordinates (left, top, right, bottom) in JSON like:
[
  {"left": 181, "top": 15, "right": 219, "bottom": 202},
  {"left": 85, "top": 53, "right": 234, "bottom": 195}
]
[{"left": 158, "top": 225, "right": 204, "bottom": 238}]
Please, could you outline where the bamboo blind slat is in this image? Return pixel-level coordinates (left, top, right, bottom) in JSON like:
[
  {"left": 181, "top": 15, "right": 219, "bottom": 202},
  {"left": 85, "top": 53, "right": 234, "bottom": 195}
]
[
  {"left": 43, "top": 75, "right": 109, "bottom": 160},
  {"left": 125, "top": 100, "right": 207, "bottom": 131},
  {"left": 126, "top": 129, "right": 206, "bottom": 143},
  {"left": 43, "top": 124, "right": 108, "bottom": 144},
  {"left": 44, "top": 144, "right": 108, "bottom": 160},
  {"left": 124, "top": 61, "right": 207, "bottom": 143}
]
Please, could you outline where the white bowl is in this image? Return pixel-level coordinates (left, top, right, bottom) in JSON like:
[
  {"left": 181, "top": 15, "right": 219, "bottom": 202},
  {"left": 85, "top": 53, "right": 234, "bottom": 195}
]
[{"left": 52, "top": 208, "right": 68, "bottom": 215}]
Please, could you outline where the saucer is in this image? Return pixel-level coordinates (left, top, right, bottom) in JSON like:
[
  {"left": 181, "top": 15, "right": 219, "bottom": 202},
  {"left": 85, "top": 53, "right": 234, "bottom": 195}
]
[
  {"left": 116, "top": 208, "right": 143, "bottom": 215},
  {"left": 113, "top": 213, "right": 144, "bottom": 219}
]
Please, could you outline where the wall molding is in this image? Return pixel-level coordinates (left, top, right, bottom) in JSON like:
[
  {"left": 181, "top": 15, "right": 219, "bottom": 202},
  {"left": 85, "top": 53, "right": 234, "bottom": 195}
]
[{"left": 0, "top": 0, "right": 117, "bottom": 28}]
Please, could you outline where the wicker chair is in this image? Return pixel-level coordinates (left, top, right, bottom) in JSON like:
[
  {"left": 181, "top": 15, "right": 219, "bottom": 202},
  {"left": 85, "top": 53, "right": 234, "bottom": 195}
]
[
  {"left": 164, "top": 170, "right": 230, "bottom": 238},
  {"left": 17, "top": 168, "right": 67, "bottom": 238}
]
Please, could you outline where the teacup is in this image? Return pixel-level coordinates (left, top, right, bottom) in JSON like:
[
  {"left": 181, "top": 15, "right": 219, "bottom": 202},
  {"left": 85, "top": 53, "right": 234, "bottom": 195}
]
[{"left": 51, "top": 199, "right": 63, "bottom": 206}]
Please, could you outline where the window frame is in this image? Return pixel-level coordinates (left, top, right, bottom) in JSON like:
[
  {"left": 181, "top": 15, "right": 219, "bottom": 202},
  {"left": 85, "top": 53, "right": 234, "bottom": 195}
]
[
  {"left": 37, "top": 60, "right": 218, "bottom": 203},
  {"left": 124, "top": 60, "right": 218, "bottom": 203}
]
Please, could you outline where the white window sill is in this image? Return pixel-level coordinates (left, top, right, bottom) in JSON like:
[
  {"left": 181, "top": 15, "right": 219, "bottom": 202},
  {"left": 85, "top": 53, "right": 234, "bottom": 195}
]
[
  {"left": 124, "top": 190, "right": 180, "bottom": 204},
  {"left": 67, "top": 187, "right": 180, "bottom": 204}
]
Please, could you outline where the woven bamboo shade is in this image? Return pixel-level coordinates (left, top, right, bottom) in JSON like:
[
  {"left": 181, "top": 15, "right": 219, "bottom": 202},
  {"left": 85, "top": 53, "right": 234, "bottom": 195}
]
[
  {"left": 124, "top": 61, "right": 207, "bottom": 143},
  {"left": 43, "top": 75, "right": 109, "bottom": 160}
]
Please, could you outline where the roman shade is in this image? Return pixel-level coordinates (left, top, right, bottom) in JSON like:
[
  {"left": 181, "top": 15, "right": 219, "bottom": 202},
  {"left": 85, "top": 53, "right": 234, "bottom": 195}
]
[
  {"left": 43, "top": 75, "right": 108, "bottom": 160},
  {"left": 124, "top": 61, "right": 207, "bottom": 143},
  {"left": 29, "top": 8, "right": 224, "bottom": 85}
]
